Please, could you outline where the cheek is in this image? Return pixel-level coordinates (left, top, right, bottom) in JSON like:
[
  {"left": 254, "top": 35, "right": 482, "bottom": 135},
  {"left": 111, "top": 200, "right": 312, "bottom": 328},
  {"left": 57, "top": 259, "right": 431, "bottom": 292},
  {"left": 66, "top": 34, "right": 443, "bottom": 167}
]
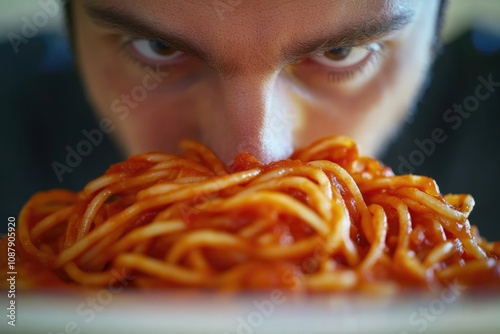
[
  {"left": 118, "top": 95, "right": 199, "bottom": 154},
  {"left": 291, "top": 28, "right": 435, "bottom": 155},
  {"left": 77, "top": 35, "right": 200, "bottom": 154},
  {"left": 76, "top": 20, "right": 136, "bottom": 146},
  {"left": 86, "top": 69, "right": 202, "bottom": 154},
  {"left": 291, "top": 61, "right": 397, "bottom": 152},
  {"left": 75, "top": 17, "right": 127, "bottom": 118},
  {"left": 293, "top": 52, "right": 423, "bottom": 156}
]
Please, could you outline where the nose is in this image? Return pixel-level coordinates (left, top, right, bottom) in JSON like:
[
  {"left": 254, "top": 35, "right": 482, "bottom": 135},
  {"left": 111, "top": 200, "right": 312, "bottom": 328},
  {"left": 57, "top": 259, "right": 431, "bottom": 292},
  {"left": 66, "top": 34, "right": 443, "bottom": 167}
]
[{"left": 197, "top": 72, "right": 296, "bottom": 165}]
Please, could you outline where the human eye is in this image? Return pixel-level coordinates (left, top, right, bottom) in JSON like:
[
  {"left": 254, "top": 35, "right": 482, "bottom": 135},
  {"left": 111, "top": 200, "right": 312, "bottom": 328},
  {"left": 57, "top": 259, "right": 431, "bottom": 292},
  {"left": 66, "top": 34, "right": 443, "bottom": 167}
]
[
  {"left": 121, "top": 37, "right": 185, "bottom": 66},
  {"left": 309, "top": 43, "right": 383, "bottom": 82},
  {"left": 311, "top": 44, "right": 378, "bottom": 67}
]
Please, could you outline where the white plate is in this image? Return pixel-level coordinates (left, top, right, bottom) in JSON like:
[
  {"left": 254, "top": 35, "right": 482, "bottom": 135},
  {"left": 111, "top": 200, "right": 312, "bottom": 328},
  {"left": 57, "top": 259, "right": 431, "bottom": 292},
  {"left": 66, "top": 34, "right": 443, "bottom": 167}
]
[{"left": 2, "top": 290, "right": 500, "bottom": 334}]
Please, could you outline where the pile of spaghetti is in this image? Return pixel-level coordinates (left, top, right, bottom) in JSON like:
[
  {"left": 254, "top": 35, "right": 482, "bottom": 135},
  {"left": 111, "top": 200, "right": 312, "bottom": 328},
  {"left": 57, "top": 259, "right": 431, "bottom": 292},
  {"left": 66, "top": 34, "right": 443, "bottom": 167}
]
[{"left": 2, "top": 136, "right": 499, "bottom": 292}]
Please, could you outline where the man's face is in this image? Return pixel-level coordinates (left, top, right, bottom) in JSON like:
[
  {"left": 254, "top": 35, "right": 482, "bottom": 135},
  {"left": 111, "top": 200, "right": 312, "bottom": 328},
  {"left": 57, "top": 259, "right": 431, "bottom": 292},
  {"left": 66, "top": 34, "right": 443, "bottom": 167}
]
[{"left": 73, "top": 0, "right": 440, "bottom": 164}]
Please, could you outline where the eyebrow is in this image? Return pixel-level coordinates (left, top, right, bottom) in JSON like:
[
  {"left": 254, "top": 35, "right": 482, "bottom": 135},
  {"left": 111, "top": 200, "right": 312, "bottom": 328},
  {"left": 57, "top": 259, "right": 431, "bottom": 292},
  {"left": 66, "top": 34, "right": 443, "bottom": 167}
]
[
  {"left": 284, "top": 12, "right": 415, "bottom": 62},
  {"left": 84, "top": 2, "right": 210, "bottom": 60},
  {"left": 84, "top": 2, "right": 414, "bottom": 71}
]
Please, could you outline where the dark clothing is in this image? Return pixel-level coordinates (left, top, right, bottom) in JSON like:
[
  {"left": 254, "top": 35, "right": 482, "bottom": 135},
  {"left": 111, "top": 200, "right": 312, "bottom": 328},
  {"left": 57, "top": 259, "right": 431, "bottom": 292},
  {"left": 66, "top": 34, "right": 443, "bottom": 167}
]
[{"left": 1, "top": 31, "right": 499, "bottom": 239}]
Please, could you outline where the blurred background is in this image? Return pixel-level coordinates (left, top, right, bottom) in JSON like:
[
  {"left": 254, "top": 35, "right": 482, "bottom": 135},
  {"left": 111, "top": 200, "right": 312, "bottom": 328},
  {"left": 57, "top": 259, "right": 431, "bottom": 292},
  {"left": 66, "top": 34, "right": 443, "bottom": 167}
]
[
  {"left": 0, "top": 0, "right": 64, "bottom": 37},
  {"left": 0, "top": 0, "right": 500, "bottom": 239}
]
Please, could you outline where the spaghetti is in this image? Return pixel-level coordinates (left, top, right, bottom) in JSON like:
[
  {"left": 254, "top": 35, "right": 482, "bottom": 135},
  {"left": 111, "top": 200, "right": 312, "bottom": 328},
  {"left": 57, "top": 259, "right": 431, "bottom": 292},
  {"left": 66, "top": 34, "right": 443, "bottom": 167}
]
[{"left": 1, "top": 136, "right": 499, "bottom": 291}]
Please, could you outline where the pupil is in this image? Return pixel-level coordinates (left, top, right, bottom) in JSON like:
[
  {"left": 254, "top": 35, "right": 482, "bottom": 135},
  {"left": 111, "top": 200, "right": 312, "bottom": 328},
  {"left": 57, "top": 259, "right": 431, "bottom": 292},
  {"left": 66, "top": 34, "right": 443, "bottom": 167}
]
[
  {"left": 325, "top": 47, "right": 352, "bottom": 60},
  {"left": 149, "top": 40, "right": 174, "bottom": 55}
]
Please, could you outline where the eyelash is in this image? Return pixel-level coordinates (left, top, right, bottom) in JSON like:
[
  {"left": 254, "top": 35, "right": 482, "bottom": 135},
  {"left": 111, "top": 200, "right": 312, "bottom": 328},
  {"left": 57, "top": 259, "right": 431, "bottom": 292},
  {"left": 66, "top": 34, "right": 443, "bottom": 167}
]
[
  {"left": 118, "top": 36, "right": 386, "bottom": 84},
  {"left": 315, "top": 43, "right": 387, "bottom": 83}
]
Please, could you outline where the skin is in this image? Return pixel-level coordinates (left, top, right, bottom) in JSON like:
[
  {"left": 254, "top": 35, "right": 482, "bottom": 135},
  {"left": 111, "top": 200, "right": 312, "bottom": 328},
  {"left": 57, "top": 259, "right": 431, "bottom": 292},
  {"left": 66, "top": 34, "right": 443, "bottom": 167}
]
[{"left": 73, "top": 0, "right": 440, "bottom": 164}]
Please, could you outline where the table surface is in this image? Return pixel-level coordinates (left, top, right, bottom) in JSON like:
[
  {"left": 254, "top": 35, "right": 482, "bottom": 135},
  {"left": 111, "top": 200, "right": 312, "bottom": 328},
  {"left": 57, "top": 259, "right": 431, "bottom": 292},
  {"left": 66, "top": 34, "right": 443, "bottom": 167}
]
[{"left": 2, "top": 290, "right": 500, "bottom": 334}]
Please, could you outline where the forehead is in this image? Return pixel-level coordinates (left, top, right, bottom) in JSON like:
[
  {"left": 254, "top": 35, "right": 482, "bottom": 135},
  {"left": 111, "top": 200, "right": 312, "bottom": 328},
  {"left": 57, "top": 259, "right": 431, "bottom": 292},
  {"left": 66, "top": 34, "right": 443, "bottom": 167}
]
[
  {"left": 82, "top": 0, "right": 419, "bottom": 74},
  {"left": 92, "top": 0, "right": 415, "bottom": 24}
]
